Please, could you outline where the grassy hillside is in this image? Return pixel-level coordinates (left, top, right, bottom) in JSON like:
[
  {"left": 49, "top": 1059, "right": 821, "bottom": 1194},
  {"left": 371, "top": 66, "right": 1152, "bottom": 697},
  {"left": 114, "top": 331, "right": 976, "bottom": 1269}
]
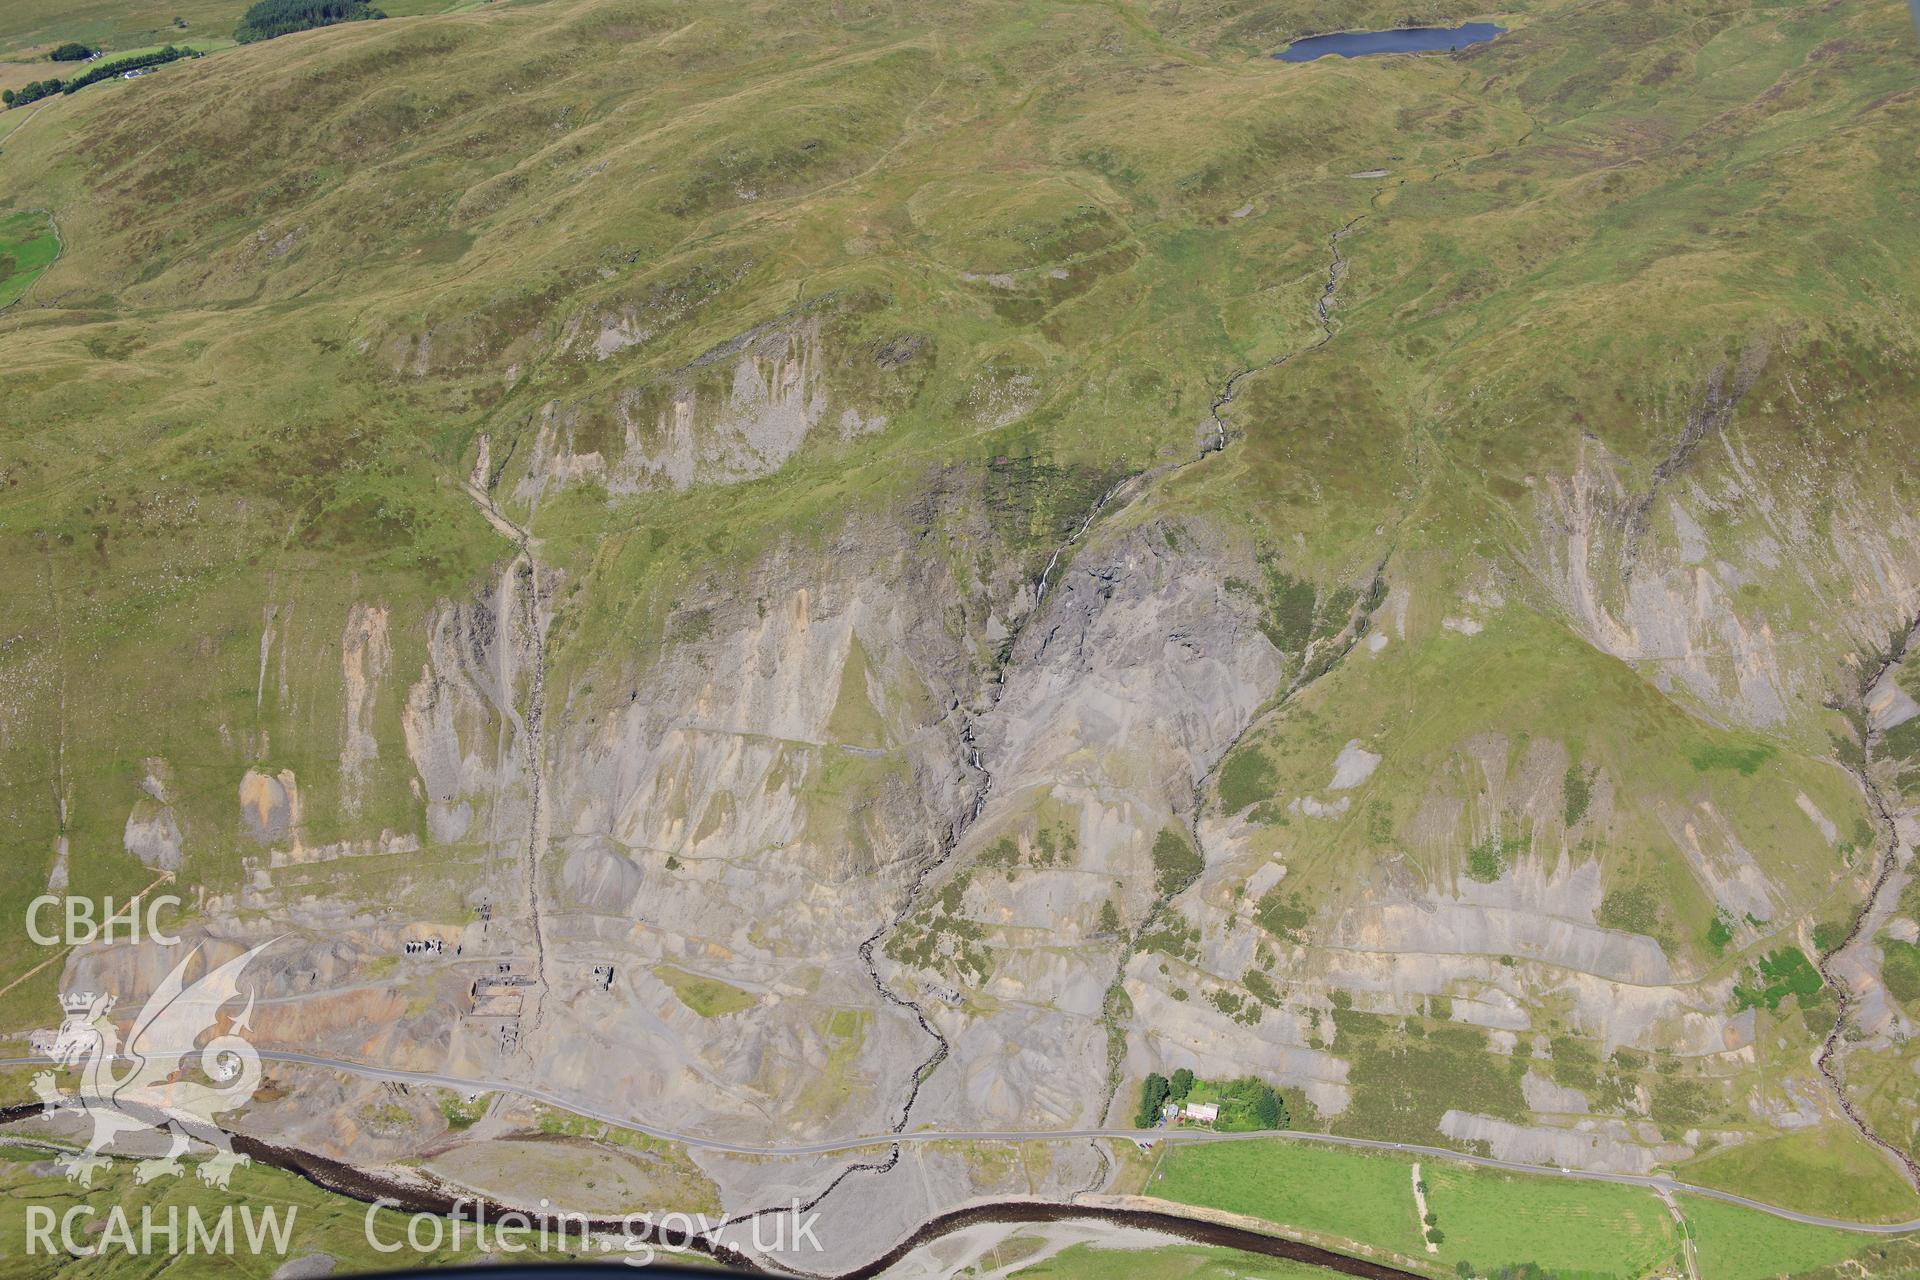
[
  {"left": 0, "top": 210, "right": 57, "bottom": 308},
  {"left": 1, "top": 0, "right": 1919, "bottom": 1239}
]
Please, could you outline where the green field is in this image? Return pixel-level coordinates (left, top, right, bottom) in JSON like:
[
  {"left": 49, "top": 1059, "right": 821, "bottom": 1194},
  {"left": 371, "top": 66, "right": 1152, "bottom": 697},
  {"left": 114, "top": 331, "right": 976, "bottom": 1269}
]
[
  {"left": 1149, "top": 1140, "right": 1431, "bottom": 1263},
  {"left": 378, "top": 0, "right": 467, "bottom": 15},
  {"left": 0, "top": 0, "right": 244, "bottom": 59},
  {"left": 1012, "top": 1241, "right": 1354, "bottom": 1279},
  {"left": 1153, "top": 1139, "right": 1920, "bottom": 1280},
  {"left": 0, "top": 1142, "right": 480, "bottom": 1274},
  {"left": 1420, "top": 1162, "right": 1676, "bottom": 1278},
  {"left": 0, "top": 210, "right": 56, "bottom": 309},
  {"left": 1153, "top": 1139, "right": 1681, "bottom": 1275},
  {"left": 653, "top": 964, "right": 757, "bottom": 1017},
  {"left": 95, "top": 37, "right": 237, "bottom": 59},
  {"left": 1679, "top": 1126, "right": 1920, "bottom": 1225},
  {"left": 0, "top": 0, "right": 458, "bottom": 57},
  {"left": 1680, "top": 1195, "right": 1904, "bottom": 1280}
]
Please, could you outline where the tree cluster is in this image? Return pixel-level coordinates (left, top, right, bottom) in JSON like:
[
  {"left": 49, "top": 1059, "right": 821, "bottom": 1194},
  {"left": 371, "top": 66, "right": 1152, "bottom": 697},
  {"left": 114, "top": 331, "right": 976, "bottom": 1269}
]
[
  {"left": 234, "top": 0, "right": 386, "bottom": 43},
  {"left": 67, "top": 46, "right": 196, "bottom": 95},
  {"left": 1211, "top": 1075, "right": 1287, "bottom": 1129},
  {"left": 6, "top": 44, "right": 201, "bottom": 106},
  {"left": 4, "top": 80, "right": 62, "bottom": 107},
  {"left": 1135, "top": 1072, "right": 1171, "bottom": 1128},
  {"left": 1132, "top": 1070, "right": 1288, "bottom": 1131},
  {"left": 1457, "top": 1263, "right": 1569, "bottom": 1280}
]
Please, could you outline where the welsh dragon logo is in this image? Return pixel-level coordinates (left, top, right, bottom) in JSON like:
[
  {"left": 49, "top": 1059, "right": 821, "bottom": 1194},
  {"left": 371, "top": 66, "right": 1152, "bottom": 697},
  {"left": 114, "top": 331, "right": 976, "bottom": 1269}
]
[{"left": 35, "top": 941, "right": 273, "bottom": 1189}]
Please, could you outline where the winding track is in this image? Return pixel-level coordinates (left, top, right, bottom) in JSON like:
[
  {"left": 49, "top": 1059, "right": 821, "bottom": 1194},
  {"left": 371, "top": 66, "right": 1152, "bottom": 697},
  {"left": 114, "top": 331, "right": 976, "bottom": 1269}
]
[{"left": 463, "top": 480, "right": 555, "bottom": 1041}]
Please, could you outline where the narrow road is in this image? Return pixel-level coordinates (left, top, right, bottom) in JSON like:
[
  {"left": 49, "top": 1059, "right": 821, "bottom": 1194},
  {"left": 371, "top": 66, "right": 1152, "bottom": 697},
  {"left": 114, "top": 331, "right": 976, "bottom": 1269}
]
[
  {"left": 1409, "top": 1163, "right": 1436, "bottom": 1254},
  {"left": 6, "top": 1048, "right": 1917, "bottom": 1235},
  {"left": 1657, "top": 1186, "right": 1701, "bottom": 1280}
]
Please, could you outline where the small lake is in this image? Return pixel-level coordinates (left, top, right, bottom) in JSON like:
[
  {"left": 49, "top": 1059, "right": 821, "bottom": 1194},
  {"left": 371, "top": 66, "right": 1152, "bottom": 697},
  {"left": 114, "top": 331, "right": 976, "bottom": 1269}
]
[{"left": 1274, "top": 22, "right": 1506, "bottom": 62}]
